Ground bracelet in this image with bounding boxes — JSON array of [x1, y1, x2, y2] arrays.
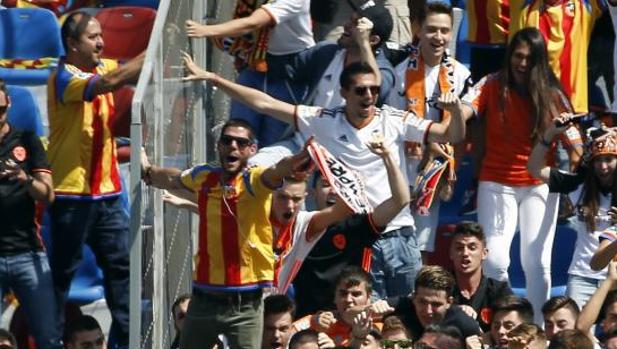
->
[[539, 136, 552, 148]]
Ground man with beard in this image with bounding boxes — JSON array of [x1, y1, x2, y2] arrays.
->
[[141, 119, 311, 349], [182, 32, 467, 300], [449, 221, 512, 332], [47, 11, 144, 348]]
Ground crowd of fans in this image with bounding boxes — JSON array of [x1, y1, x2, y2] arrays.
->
[[5, 0, 617, 348]]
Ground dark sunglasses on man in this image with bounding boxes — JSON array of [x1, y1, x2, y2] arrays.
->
[[219, 134, 254, 148], [0, 105, 8, 115], [354, 85, 380, 97], [381, 339, 413, 348]]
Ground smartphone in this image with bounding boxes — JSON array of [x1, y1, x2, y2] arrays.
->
[[555, 113, 586, 127]]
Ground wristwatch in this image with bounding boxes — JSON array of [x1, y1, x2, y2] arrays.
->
[[25, 175, 34, 186]]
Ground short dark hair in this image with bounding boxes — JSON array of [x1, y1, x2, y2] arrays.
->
[[492, 295, 534, 324], [542, 296, 580, 318], [61, 11, 95, 52], [219, 118, 257, 144], [289, 329, 318, 349], [603, 290, 617, 319], [334, 265, 372, 295], [422, 324, 464, 349], [172, 293, 191, 318], [64, 315, 103, 344], [548, 329, 593, 349], [357, 4, 393, 44], [0, 329, 17, 349], [418, 1, 453, 25], [264, 294, 296, 318], [339, 62, 376, 90], [414, 265, 455, 295], [451, 221, 486, 246]]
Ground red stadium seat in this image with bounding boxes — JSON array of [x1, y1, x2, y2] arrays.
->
[[95, 6, 156, 60]]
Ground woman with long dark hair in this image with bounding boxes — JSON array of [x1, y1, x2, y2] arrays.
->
[[451, 27, 583, 323], [528, 125, 617, 309]]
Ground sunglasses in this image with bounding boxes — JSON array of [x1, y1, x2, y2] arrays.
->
[[354, 85, 380, 96], [0, 105, 7, 114], [219, 134, 253, 148], [382, 339, 413, 348]]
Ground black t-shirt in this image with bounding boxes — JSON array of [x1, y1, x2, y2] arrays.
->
[[293, 214, 381, 317], [387, 296, 482, 341], [548, 166, 587, 194], [452, 276, 513, 332], [0, 127, 50, 255]]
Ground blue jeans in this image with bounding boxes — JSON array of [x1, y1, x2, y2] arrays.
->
[[0, 251, 62, 349], [370, 226, 422, 299], [230, 68, 304, 147], [566, 274, 603, 309], [49, 197, 130, 349]]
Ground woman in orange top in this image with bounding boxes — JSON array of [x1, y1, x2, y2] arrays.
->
[[450, 27, 582, 324]]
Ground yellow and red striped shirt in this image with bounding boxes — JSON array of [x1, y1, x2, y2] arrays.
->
[[181, 165, 275, 292], [467, 0, 511, 45], [511, 0, 606, 113], [47, 59, 122, 199]]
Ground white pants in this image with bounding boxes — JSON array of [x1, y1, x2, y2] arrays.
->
[[478, 181, 558, 325]]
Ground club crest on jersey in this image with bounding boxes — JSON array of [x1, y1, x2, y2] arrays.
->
[[12, 146, 26, 161]]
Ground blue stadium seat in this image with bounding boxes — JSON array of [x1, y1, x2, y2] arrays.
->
[[6, 85, 44, 136], [0, 8, 64, 85]]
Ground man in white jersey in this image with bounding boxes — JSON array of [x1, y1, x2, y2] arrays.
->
[[387, 1, 472, 261], [181, 44, 467, 299]]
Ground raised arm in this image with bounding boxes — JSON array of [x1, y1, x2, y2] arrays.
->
[[577, 261, 617, 337], [185, 8, 272, 38], [90, 52, 144, 96], [370, 137, 411, 228], [261, 148, 313, 190], [354, 17, 381, 86], [182, 52, 296, 125], [591, 235, 617, 271], [426, 93, 474, 144], [527, 113, 579, 182]]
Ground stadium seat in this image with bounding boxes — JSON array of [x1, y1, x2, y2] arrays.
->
[[100, 0, 158, 9], [95, 6, 156, 60], [0, 8, 64, 85], [6, 85, 45, 136]]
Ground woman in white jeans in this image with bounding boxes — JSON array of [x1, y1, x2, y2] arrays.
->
[[453, 28, 582, 324], [528, 126, 617, 309]]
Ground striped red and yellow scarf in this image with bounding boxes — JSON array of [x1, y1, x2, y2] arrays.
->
[[211, 0, 271, 72]]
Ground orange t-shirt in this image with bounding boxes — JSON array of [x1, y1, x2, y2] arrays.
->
[[462, 73, 581, 186]]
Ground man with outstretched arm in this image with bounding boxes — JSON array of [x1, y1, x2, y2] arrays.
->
[[182, 50, 466, 299], [141, 119, 311, 349]]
